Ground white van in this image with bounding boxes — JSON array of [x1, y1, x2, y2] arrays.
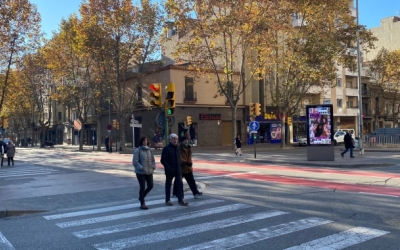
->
[[333, 129, 355, 146]]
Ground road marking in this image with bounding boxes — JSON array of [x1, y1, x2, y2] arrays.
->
[[73, 203, 252, 238], [44, 198, 170, 220], [358, 192, 399, 198], [196, 171, 257, 180], [285, 227, 389, 249], [0, 231, 15, 250], [56, 199, 223, 228], [93, 210, 288, 250], [177, 217, 332, 250]]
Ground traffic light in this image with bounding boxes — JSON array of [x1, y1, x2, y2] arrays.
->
[[254, 103, 261, 116], [116, 121, 119, 130], [186, 116, 192, 126], [112, 119, 117, 128], [1, 117, 8, 129], [165, 83, 175, 116], [249, 103, 255, 115], [149, 83, 162, 107], [287, 116, 292, 125]]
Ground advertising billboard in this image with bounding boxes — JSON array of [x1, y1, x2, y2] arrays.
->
[[306, 104, 334, 146]]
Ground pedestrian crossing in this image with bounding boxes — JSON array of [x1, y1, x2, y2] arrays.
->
[[38, 197, 390, 250], [0, 165, 60, 179]]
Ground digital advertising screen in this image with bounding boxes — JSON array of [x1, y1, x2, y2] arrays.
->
[[306, 104, 334, 146]]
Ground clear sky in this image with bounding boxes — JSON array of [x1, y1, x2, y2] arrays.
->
[[31, 0, 400, 38]]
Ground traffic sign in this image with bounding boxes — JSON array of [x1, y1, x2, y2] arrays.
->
[[249, 121, 260, 131], [107, 124, 112, 130]]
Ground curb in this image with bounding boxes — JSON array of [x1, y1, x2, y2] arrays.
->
[[244, 158, 395, 168]]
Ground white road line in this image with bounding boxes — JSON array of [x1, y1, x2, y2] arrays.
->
[[285, 227, 389, 250], [73, 203, 252, 238], [0, 171, 58, 177], [93, 210, 288, 250], [56, 199, 223, 228], [0, 231, 15, 250], [358, 192, 399, 198], [196, 172, 257, 180], [44, 198, 171, 220], [178, 217, 332, 250]]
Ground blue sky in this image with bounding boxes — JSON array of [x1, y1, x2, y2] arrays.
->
[[31, 0, 400, 38]]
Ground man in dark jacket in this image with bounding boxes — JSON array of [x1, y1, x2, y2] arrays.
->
[[161, 133, 188, 206], [341, 131, 355, 158]]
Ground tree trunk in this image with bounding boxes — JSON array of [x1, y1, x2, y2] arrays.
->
[[281, 113, 286, 148], [231, 106, 237, 150], [79, 123, 84, 151]]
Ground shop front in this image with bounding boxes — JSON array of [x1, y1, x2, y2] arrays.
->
[[246, 112, 282, 144]]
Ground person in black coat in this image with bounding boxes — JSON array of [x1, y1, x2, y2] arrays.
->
[[161, 133, 188, 206], [235, 134, 242, 156], [341, 131, 355, 158], [105, 135, 110, 152]]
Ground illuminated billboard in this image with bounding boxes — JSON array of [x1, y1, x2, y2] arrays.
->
[[306, 104, 334, 146]]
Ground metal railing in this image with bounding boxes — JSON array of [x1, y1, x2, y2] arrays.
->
[[183, 91, 197, 102], [363, 134, 400, 148]]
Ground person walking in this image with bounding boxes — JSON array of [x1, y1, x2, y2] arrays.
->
[[105, 135, 110, 152], [172, 137, 203, 199], [161, 133, 188, 206], [0, 141, 5, 167], [133, 136, 155, 210], [234, 134, 242, 156], [6, 141, 15, 166], [341, 131, 355, 158]]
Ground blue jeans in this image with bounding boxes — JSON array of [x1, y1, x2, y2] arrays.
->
[[342, 147, 353, 157]]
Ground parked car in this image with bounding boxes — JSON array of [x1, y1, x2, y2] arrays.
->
[[297, 137, 307, 146]]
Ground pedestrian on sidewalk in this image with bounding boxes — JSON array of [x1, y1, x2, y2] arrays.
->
[[161, 133, 188, 206], [341, 131, 355, 158], [0, 141, 5, 167], [133, 136, 155, 210], [235, 134, 242, 156], [105, 135, 110, 152], [172, 137, 203, 199], [6, 141, 15, 166]]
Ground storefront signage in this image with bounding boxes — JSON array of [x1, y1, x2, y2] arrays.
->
[[199, 114, 221, 120], [264, 113, 277, 120]]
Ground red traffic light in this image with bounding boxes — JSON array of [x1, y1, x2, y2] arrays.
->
[[149, 83, 160, 91]]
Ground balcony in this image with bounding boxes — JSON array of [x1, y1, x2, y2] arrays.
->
[[345, 68, 358, 76], [347, 106, 359, 116], [350, 8, 357, 18], [183, 91, 197, 103], [345, 86, 359, 96], [362, 89, 371, 97]]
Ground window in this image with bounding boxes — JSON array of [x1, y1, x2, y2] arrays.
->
[[323, 99, 331, 104], [337, 99, 343, 108], [336, 78, 342, 87], [184, 77, 196, 102], [347, 101, 353, 108], [72, 112, 77, 121], [58, 112, 62, 121]]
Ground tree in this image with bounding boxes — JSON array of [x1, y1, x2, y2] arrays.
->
[[81, 0, 165, 152], [368, 48, 400, 127], [262, 0, 376, 147], [166, 0, 277, 149]]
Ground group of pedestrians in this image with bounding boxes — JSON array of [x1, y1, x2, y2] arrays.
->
[[0, 141, 16, 166], [132, 133, 202, 210]]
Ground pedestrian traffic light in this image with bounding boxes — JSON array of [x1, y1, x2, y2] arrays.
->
[[149, 83, 162, 107], [249, 103, 255, 115], [287, 116, 292, 125], [254, 103, 261, 116], [165, 83, 175, 116], [186, 116, 192, 126]]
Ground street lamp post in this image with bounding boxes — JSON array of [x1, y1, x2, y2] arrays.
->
[[356, 0, 364, 155]]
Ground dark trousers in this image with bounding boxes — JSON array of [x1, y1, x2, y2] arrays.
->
[[1, 155, 3, 166], [165, 173, 183, 202], [173, 172, 200, 197], [105, 144, 109, 152], [136, 174, 153, 203], [7, 157, 14, 166]]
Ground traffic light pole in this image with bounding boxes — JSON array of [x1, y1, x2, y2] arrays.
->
[[165, 102, 169, 146]]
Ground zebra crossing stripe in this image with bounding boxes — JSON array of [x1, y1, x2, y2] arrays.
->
[[0, 170, 58, 178], [73, 203, 253, 238], [0, 231, 15, 250], [44, 198, 174, 220], [284, 227, 389, 250], [93, 210, 288, 250], [178, 217, 332, 250], [56, 199, 223, 228]]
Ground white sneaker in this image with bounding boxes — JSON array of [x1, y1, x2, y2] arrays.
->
[[194, 192, 203, 199]]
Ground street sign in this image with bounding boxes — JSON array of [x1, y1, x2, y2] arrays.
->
[[250, 130, 258, 134], [156, 111, 175, 129], [130, 123, 142, 128], [249, 121, 260, 131], [107, 124, 112, 130]]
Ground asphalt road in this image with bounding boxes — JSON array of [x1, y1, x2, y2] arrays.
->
[[0, 148, 399, 249]]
